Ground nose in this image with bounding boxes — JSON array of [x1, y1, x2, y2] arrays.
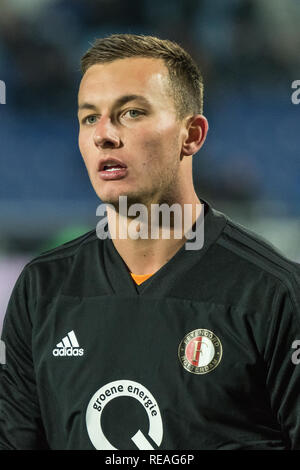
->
[[93, 116, 121, 149]]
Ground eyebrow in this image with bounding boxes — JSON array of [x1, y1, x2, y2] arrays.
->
[[78, 94, 151, 112]]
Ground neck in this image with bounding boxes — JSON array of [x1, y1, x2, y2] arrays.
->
[[106, 190, 203, 275]]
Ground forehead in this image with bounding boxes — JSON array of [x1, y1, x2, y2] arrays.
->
[[78, 57, 172, 106]]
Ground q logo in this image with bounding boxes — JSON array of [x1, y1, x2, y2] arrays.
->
[[86, 380, 163, 450]]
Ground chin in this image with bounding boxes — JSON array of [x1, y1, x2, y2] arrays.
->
[[100, 191, 150, 210], [97, 190, 131, 207], [93, 179, 155, 208], [92, 183, 122, 205]]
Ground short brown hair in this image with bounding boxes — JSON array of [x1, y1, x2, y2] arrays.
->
[[81, 34, 203, 119]]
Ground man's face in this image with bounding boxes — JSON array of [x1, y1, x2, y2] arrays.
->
[[78, 57, 188, 207]]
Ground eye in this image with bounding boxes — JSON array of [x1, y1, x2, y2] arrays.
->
[[82, 115, 98, 125], [122, 109, 144, 119]]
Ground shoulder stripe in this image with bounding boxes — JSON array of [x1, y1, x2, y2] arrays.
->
[[218, 220, 300, 310], [222, 220, 298, 271], [25, 228, 98, 266]]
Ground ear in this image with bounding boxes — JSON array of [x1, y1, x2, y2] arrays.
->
[[181, 115, 209, 156]]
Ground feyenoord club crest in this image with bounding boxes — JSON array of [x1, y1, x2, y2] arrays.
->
[[178, 329, 222, 374]]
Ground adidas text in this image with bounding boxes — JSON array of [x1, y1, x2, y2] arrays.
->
[[52, 347, 84, 357]]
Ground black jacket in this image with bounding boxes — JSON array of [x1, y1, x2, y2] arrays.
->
[[1, 200, 300, 450]]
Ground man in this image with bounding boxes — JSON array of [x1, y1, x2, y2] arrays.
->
[[1, 34, 300, 450]]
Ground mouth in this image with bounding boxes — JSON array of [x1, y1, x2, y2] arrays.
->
[[98, 158, 128, 181]]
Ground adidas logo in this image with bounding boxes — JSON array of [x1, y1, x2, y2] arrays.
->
[[52, 330, 84, 357]]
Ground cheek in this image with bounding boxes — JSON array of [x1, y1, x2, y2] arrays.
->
[[78, 131, 93, 165], [78, 132, 85, 157], [78, 137, 94, 179], [78, 131, 88, 155], [141, 128, 180, 165]]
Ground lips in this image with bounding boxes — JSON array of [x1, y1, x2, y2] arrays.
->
[[98, 158, 127, 172], [98, 158, 128, 181]]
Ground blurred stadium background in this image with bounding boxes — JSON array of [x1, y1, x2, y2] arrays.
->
[[0, 0, 300, 333]]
